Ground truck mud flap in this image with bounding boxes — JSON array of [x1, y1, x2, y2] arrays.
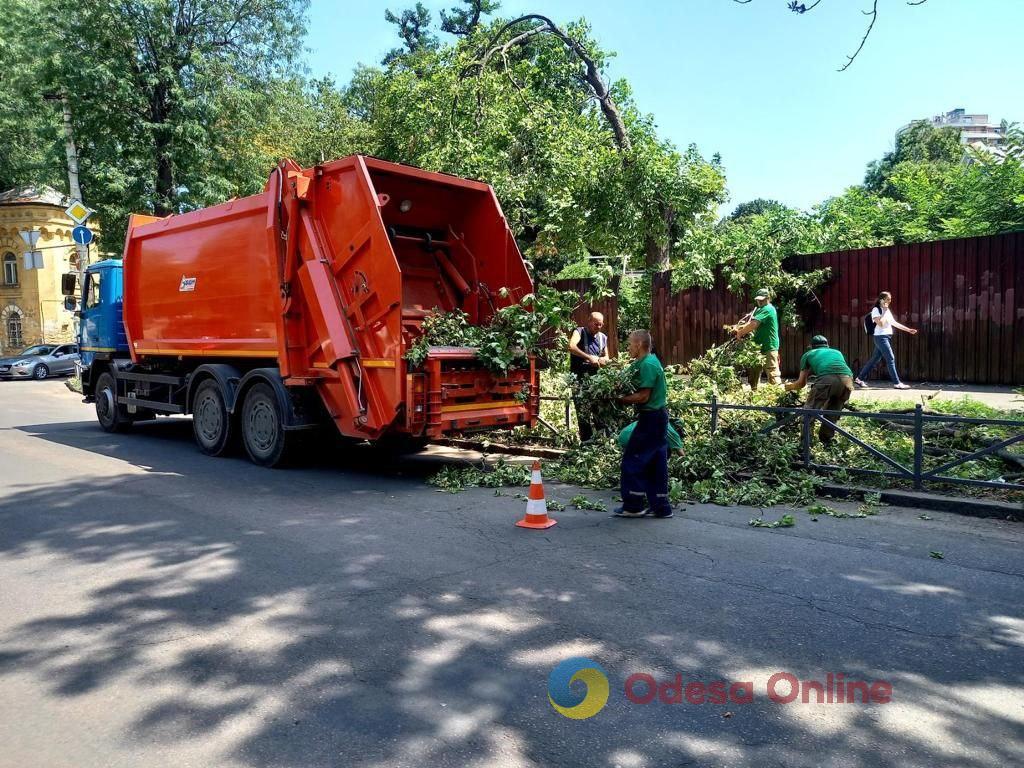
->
[[236, 368, 325, 430]]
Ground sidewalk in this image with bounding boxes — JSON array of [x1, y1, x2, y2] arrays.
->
[[850, 382, 1021, 410]]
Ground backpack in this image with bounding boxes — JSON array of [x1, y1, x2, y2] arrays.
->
[[862, 310, 875, 335]]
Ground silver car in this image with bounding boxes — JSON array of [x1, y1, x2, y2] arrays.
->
[[0, 344, 80, 380]]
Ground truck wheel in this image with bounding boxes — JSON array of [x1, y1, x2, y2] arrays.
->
[[241, 382, 290, 467], [191, 379, 234, 456], [95, 372, 129, 433]]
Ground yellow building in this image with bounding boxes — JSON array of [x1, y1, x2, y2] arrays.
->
[[0, 186, 94, 355]]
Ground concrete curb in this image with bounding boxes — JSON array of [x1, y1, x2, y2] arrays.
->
[[817, 482, 1022, 521]]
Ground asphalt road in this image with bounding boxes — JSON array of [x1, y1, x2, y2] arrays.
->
[[1, 380, 1022, 768]]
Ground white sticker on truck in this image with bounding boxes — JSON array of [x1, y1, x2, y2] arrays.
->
[[179, 276, 197, 292]]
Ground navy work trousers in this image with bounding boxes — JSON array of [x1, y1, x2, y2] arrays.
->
[[620, 407, 671, 515]]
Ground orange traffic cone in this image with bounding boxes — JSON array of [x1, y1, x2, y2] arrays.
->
[[516, 460, 557, 529]]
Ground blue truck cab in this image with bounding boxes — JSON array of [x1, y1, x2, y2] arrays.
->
[[77, 259, 130, 398]]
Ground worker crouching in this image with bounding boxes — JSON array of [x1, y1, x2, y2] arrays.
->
[[614, 330, 673, 519], [784, 335, 854, 445]]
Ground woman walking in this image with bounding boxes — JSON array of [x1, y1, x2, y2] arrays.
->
[[855, 291, 917, 390]]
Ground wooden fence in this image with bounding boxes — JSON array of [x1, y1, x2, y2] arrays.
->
[[650, 231, 1024, 385]]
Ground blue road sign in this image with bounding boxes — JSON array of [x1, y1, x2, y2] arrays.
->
[[72, 225, 93, 246]]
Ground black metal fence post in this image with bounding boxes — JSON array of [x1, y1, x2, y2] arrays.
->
[[913, 403, 924, 490], [565, 399, 571, 432], [710, 396, 719, 434], [802, 411, 812, 468]]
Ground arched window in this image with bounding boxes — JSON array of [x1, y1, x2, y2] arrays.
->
[[6, 312, 23, 349], [2, 253, 16, 286]]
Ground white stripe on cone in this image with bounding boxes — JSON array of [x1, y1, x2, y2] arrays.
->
[[526, 498, 547, 516], [531, 470, 543, 484]]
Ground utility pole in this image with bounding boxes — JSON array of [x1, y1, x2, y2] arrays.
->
[[44, 92, 89, 278]]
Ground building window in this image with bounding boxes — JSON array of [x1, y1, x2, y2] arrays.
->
[[2, 252, 16, 286], [7, 312, 23, 349]]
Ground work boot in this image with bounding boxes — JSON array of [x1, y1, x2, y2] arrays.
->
[[612, 507, 649, 518]]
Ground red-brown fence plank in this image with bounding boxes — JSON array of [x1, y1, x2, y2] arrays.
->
[[644, 232, 1023, 385], [1011, 230, 1019, 382]]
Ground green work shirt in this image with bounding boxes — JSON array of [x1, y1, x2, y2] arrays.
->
[[618, 421, 683, 450], [752, 303, 780, 352], [629, 353, 667, 411], [799, 347, 853, 377]]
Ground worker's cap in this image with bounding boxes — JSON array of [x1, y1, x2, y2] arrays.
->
[[811, 334, 829, 348], [753, 287, 771, 300]]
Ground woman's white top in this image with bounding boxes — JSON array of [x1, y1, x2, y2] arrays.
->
[[871, 307, 894, 336]]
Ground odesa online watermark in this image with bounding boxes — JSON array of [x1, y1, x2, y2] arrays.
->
[[548, 657, 893, 720]]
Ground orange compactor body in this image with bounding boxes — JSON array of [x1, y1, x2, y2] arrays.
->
[[120, 155, 539, 442]]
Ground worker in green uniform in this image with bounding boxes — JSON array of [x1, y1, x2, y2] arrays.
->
[[614, 330, 672, 518], [785, 334, 854, 445], [732, 287, 781, 389]]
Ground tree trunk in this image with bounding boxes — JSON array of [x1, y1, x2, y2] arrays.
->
[[151, 84, 174, 216], [644, 201, 675, 272]]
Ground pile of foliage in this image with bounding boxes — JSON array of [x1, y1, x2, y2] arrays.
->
[[405, 282, 612, 374], [571, 360, 637, 438], [675, 337, 771, 401], [438, 340, 1023, 507], [427, 458, 531, 493]]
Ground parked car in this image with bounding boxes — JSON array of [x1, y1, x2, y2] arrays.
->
[[0, 344, 80, 380]]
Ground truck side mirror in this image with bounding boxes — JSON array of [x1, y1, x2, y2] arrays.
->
[[62, 273, 78, 296], [63, 296, 78, 312]]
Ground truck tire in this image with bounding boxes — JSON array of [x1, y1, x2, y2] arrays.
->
[[95, 372, 130, 433], [191, 378, 235, 456], [241, 382, 290, 467]]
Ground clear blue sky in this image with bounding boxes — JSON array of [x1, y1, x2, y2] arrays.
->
[[305, 0, 1023, 212]]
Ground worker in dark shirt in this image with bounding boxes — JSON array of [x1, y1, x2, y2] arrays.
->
[[785, 335, 854, 445], [614, 330, 672, 519], [568, 312, 610, 442]]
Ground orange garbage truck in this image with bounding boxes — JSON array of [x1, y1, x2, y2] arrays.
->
[[74, 156, 539, 466]]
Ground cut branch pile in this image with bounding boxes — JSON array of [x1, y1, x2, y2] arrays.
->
[[430, 338, 1023, 506]]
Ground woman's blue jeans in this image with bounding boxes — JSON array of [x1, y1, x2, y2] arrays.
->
[[858, 335, 901, 384]]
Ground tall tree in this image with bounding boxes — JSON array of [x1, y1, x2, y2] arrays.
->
[[383, 3, 439, 64], [440, 0, 501, 36], [0, 1, 64, 192], [10, 0, 308, 250], [864, 120, 963, 193], [729, 198, 785, 220], [460, 13, 724, 272]]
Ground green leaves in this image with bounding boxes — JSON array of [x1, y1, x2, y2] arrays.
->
[[403, 286, 584, 374], [428, 458, 531, 492], [569, 495, 607, 512], [749, 514, 796, 529], [571, 358, 637, 437]]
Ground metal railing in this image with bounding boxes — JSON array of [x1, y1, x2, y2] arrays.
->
[[540, 394, 1024, 492], [697, 397, 1024, 492]]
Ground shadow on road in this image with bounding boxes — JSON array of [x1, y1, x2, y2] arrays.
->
[[1, 417, 1023, 766]]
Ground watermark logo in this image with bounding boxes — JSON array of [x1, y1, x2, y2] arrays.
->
[[547, 657, 610, 720], [548, 658, 893, 720]]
